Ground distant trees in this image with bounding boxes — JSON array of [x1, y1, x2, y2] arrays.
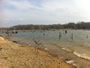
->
[[9, 24, 64, 30], [63, 22, 76, 29], [1, 22, 90, 30], [76, 22, 90, 29]]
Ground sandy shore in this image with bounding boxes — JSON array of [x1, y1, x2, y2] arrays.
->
[[0, 36, 75, 68]]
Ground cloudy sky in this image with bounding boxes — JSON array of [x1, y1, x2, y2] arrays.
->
[[1, 0, 90, 27]]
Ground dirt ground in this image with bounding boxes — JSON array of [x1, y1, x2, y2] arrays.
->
[[0, 36, 74, 68]]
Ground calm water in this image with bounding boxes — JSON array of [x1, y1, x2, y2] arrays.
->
[[12, 30, 90, 44], [1, 30, 90, 60]]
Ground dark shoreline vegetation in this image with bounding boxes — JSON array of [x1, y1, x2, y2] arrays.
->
[[1, 22, 90, 30]]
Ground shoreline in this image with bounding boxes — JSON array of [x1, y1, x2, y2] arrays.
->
[[0, 36, 75, 68], [2, 35, 90, 68], [11, 39, 90, 68], [28, 40, 90, 68]]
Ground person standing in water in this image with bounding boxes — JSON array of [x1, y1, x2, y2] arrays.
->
[[71, 33, 73, 40], [65, 30, 67, 34], [59, 32, 61, 40]]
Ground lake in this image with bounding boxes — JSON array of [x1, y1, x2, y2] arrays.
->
[[1, 30, 90, 60]]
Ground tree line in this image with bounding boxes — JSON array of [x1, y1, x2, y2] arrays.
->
[[1, 22, 90, 30]]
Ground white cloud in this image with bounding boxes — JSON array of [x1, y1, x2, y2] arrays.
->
[[2, 0, 90, 27], [3, 0, 40, 10], [41, 0, 74, 11], [74, 0, 90, 19]]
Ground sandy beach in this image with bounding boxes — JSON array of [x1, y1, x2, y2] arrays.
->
[[0, 36, 74, 68]]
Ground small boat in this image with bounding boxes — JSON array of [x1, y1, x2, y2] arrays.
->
[[12, 29, 18, 34], [12, 30, 18, 34], [12, 28, 18, 34]]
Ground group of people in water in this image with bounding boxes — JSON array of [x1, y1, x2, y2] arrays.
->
[[58, 30, 74, 40], [4, 30, 18, 37], [40, 30, 74, 40], [3, 30, 88, 41], [6, 31, 18, 34]]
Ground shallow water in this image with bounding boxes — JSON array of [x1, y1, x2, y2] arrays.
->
[[1, 30, 90, 60]]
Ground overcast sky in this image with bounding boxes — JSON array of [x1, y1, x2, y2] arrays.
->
[[1, 0, 90, 27]]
